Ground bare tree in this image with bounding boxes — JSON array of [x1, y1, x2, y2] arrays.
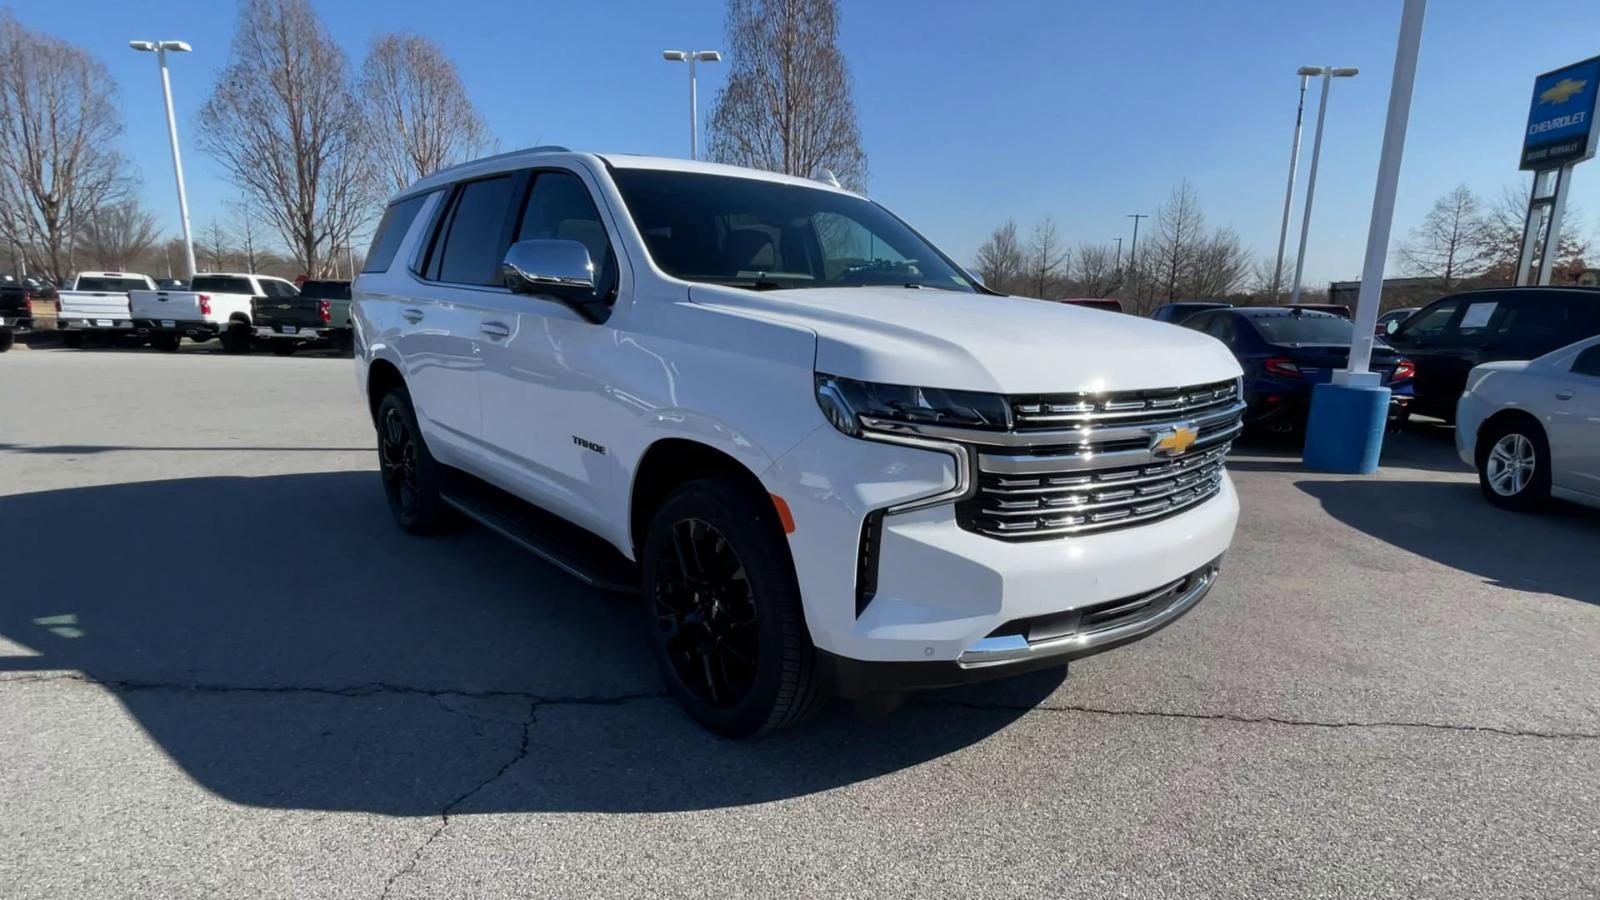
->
[[77, 201, 160, 271], [1187, 227, 1251, 299], [706, 0, 867, 189], [360, 33, 495, 193], [1478, 181, 1589, 285], [1396, 184, 1491, 290], [229, 197, 262, 273], [973, 220, 1023, 293], [1149, 180, 1206, 302], [1069, 242, 1120, 298], [0, 12, 132, 282], [198, 219, 234, 272], [197, 0, 374, 277], [1024, 217, 1069, 299]]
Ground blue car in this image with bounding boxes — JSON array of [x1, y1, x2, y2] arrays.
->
[[1180, 306, 1414, 428]]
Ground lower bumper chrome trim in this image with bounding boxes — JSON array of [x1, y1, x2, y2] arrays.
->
[[957, 563, 1217, 668]]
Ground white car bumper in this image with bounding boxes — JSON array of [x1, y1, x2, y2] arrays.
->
[[764, 424, 1239, 683]]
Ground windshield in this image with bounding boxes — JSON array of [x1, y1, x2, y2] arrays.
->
[[75, 276, 149, 292], [610, 169, 977, 293], [1251, 312, 1354, 344]]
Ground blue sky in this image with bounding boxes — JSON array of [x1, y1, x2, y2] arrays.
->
[[17, 0, 1600, 285]]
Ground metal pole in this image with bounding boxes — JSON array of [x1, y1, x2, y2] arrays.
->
[[1127, 214, 1147, 269], [1536, 165, 1573, 285], [1272, 75, 1311, 301], [1347, 0, 1427, 377], [1114, 237, 1123, 272], [156, 47, 197, 280], [1289, 71, 1334, 305], [688, 56, 698, 160]]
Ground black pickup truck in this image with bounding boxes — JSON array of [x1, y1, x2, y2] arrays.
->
[[251, 279, 353, 356], [0, 273, 34, 351]]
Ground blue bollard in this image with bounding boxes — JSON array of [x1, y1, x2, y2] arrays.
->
[[1301, 382, 1391, 474]]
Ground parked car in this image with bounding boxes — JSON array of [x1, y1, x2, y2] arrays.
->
[[1383, 287, 1600, 422], [252, 279, 351, 356], [1182, 306, 1413, 428], [1294, 302, 1351, 318], [130, 272, 301, 353], [353, 148, 1244, 737], [1059, 297, 1124, 313], [54, 272, 157, 347], [1375, 307, 1417, 335], [1456, 335, 1600, 511], [1151, 301, 1231, 323], [23, 275, 57, 300], [0, 273, 34, 350]]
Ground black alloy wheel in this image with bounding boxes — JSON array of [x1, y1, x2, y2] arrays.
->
[[375, 388, 450, 534], [652, 517, 760, 709], [642, 479, 826, 738]]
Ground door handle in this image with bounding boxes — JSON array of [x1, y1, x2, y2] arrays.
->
[[1556, 389, 1575, 401], [401, 307, 424, 324], [479, 320, 511, 338]]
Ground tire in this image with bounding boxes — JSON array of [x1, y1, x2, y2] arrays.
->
[[0, 328, 12, 352], [641, 478, 826, 738], [150, 333, 182, 353], [62, 331, 83, 349], [270, 341, 298, 357], [375, 386, 452, 535], [220, 322, 252, 354], [1477, 418, 1552, 511]]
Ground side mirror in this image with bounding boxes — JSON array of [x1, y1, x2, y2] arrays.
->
[[502, 239, 595, 299]]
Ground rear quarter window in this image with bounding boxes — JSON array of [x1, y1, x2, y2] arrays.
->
[[363, 193, 430, 274]]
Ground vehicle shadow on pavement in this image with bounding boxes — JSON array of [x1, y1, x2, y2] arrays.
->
[[1297, 478, 1600, 607], [0, 472, 1057, 815], [1229, 424, 1469, 476]]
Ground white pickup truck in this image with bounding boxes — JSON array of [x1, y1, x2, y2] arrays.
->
[[130, 272, 302, 353], [55, 272, 157, 347], [353, 149, 1244, 737]]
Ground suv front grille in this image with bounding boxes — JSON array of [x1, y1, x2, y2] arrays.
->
[[952, 379, 1243, 542]]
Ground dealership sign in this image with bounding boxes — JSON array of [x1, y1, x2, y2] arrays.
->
[[1521, 55, 1600, 170]]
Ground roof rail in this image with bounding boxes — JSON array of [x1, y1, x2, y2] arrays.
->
[[427, 145, 573, 179]]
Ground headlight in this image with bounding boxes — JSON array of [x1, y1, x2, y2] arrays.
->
[[814, 373, 1010, 437]]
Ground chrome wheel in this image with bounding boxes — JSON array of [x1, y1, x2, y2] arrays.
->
[[379, 406, 419, 515], [651, 517, 758, 709], [1486, 432, 1535, 497]]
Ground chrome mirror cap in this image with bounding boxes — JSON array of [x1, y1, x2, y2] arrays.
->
[[502, 239, 595, 296]]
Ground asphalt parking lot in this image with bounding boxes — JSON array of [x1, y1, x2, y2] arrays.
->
[[2, 347, 1598, 899]]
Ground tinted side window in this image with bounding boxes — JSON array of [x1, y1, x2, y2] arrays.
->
[[1572, 345, 1600, 377], [517, 170, 617, 300], [363, 193, 429, 274], [435, 175, 520, 286], [1181, 312, 1213, 332], [1396, 298, 1460, 339], [190, 275, 255, 295]]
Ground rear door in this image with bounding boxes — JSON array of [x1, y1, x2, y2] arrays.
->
[[1550, 344, 1600, 497], [396, 171, 527, 449], [1386, 296, 1468, 418]]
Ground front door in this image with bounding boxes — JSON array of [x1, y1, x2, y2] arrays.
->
[[1549, 344, 1600, 498], [476, 167, 624, 534]]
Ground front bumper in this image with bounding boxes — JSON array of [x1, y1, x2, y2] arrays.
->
[[764, 423, 1239, 673], [819, 557, 1220, 696]]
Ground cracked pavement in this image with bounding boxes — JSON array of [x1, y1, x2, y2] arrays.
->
[[2, 349, 1598, 898]]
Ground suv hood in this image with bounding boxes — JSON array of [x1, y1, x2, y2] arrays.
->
[[688, 285, 1241, 393]]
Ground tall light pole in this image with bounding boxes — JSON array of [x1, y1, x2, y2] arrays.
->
[[1126, 213, 1149, 273], [1288, 65, 1359, 305], [662, 49, 721, 160], [1114, 237, 1123, 272], [130, 40, 197, 280], [1271, 68, 1320, 301]]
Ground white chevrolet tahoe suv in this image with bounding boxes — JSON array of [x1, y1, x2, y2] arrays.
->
[[353, 148, 1243, 736]]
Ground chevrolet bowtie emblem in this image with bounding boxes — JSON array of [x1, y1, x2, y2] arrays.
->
[[1152, 424, 1198, 457], [1539, 77, 1587, 105]]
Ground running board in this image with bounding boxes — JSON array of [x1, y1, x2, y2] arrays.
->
[[440, 471, 639, 594]]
